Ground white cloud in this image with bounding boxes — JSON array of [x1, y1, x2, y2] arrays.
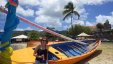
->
[[63, 25, 69, 30], [15, 28, 24, 31], [0, 29, 3, 32], [86, 21, 96, 26], [0, 0, 7, 6], [77, 0, 113, 5], [96, 12, 113, 28], [17, 6, 35, 17], [19, 0, 40, 6], [96, 15, 113, 24], [1, 0, 113, 30], [73, 20, 85, 25], [35, 15, 62, 27], [35, 0, 113, 29], [35, 0, 88, 29], [111, 11, 113, 15], [15, 27, 33, 31], [25, 27, 33, 30], [0, 0, 35, 17]]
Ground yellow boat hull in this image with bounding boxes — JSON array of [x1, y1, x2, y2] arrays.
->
[[11, 40, 101, 64], [49, 40, 101, 64]]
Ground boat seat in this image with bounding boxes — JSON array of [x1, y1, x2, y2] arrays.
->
[[59, 45, 76, 56], [55, 45, 73, 57], [82, 40, 96, 43], [48, 52, 58, 60], [48, 46, 67, 59], [67, 45, 82, 55], [62, 43, 80, 56], [52, 42, 87, 57], [65, 42, 85, 54]]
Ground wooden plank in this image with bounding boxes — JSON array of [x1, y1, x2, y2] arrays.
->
[[48, 46, 68, 59]]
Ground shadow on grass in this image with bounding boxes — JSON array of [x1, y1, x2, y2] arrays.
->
[[75, 50, 102, 64]]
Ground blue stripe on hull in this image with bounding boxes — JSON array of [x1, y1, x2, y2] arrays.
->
[[52, 42, 87, 57]]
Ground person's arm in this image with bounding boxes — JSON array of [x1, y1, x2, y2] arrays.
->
[[5, 2, 9, 8], [33, 45, 44, 59], [33, 45, 39, 57], [9, 0, 18, 7]]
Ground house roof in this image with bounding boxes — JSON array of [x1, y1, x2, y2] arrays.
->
[[12, 35, 28, 39], [77, 32, 91, 36]]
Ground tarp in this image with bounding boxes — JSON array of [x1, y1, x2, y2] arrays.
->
[[78, 32, 91, 37], [12, 35, 28, 39]]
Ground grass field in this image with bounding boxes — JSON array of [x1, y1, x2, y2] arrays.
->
[[88, 42, 113, 64]]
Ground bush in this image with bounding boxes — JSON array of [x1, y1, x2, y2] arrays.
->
[[27, 30, 40, 40]]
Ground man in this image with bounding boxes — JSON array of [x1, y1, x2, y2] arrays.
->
[[0, 0, 19, 64], [33, 37, 48, 64]]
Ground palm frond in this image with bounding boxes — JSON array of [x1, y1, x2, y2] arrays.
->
[[64, 2, 74, 10], [64, 5, 70, 9], [68, 2, 74, 9], [63, 9, 70, 15], [73, 11, 80, 19], [63, 11, 72, 20]]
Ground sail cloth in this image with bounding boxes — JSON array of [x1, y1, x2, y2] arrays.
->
[[0, 0, 19, 51]]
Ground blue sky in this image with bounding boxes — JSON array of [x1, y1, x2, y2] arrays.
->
[[0, 0, 113, 31]]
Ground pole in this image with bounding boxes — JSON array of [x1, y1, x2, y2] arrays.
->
[[0, 7, 86, 45]]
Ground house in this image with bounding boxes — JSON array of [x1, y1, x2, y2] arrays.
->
[[11, 34, 29, 43]]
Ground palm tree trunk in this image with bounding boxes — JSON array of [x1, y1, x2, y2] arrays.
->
[[99, 29, 102, 39], [71, 14, 73, 35]]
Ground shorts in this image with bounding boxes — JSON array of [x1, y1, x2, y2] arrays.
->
[[35, 60, 48, 64]]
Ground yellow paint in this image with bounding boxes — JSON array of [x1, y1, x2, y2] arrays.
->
[[11, 47, 35, 64], [48, 46, 67, 59], [0, 47, 13, 64], [10, 40, 101, 64], [1, 42, 9, 48]]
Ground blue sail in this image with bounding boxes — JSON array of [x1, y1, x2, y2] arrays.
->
[[0, 0, 19, 51]]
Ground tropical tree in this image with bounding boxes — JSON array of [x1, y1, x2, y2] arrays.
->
[[27, 30, 40, 40], [63, 2, 80, 35], [96, 23, 104, 37], [96, 23, 104, 32], [104, 20, 111, 30], [68, 24, 91, 36], [44, 27, 55, 40]]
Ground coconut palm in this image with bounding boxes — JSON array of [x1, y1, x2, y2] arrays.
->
[[96, 23, 104, 38], [96, 23, 104, 32], [63, 2, 80, 35]]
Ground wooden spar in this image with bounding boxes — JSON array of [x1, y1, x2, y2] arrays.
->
[[0, 7, 86, 45]]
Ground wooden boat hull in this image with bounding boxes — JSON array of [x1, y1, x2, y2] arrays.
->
[[48, 40, 101, 64], [11, 40, 101, 64]]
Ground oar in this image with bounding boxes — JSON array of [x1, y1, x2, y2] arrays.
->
[[0, 6, 86, 45]]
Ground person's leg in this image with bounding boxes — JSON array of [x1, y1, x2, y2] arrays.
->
[[46, 61, 48, 64], [35, 60, 42, 64], [41, 61, 48, 64]]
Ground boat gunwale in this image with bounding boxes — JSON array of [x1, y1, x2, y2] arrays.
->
[[48, 40, 101, 63]]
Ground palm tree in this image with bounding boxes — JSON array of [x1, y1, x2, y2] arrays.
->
[[104, 20, 111, 30], [96, 23, 104, 37], [63, 2, 80, 35]]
